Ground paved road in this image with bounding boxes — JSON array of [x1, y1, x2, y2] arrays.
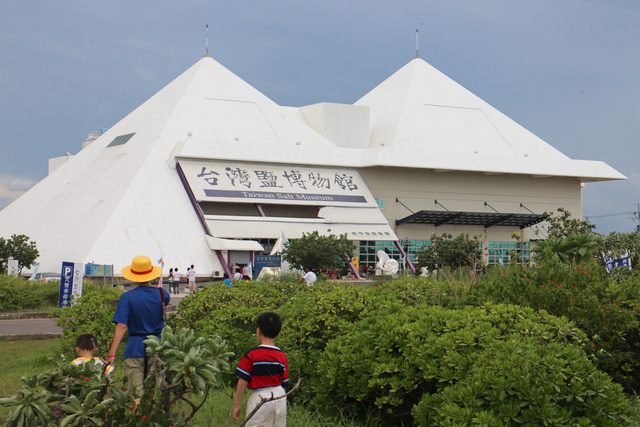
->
[[0, 318, 63, 338]]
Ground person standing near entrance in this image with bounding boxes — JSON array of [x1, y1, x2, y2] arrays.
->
[[167, 268, 174, 294], [173, 268, 182, 294], [188, 264, 196, 294], [234, 268, 243, 283], [297, 267, 317, 286], [107, 255, 170, 400]]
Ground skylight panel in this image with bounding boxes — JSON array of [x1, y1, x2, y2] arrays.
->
[[107, 133, 135, 147]]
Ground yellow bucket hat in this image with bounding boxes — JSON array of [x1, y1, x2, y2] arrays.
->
[[121, 255, 162, 283]]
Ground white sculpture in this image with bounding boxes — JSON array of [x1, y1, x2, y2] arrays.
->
[[376, 250, 399, 275]]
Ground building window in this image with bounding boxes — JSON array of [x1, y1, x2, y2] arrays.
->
[[106, 133, 135, 147], [357, 240, 431, 268], [486, 241, 530, 265], [374, 198, 385, 209]]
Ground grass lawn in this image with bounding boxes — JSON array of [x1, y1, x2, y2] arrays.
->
[[0, 338, 60, 424]]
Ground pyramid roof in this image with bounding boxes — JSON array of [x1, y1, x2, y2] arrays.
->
[[354, 57, 625, 181], [0, 56, 300, 273]]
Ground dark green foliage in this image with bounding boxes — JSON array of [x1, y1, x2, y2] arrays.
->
[[0, 234, 39, 274], [174, 279, 305, 385], [51, 284, 123, 358], [278, 284, 382, 398], [0, 274, 59, 311], [414, 338, 634, 426], [173, 275, 639, 425], [176, 278, 478, 393], [538, 210, 640, 271], [142, 326, 234, 424], [533, 234, 600, 264], [477, 258, 640, 392], [544, 207, 596, 238], [311, 304, 604, 425], [282, 230, 355, 271]]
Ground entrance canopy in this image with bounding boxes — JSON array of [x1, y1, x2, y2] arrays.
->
[[396, 210, 548, 229], [205, 236, 265, 251]]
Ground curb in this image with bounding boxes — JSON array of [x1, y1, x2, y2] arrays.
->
[[0, 312, 52, 320]]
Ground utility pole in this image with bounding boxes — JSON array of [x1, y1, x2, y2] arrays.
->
[[631, 203, 640, 233]]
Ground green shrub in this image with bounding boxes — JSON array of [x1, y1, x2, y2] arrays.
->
[[476, 258, 640, 391], [51, 284, 123, 358], [0, 274, 59, 311], [174, 280, 306, 385], [280, 280, 470, 400], [278, 284, 377, 395], [176, 280, 302, 331], [311, 304, 604, 425], [414, 337, 634, 425], [175, 278, 481, 394]]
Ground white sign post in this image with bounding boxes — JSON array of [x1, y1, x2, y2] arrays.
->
[[7, 258, 19, 277]]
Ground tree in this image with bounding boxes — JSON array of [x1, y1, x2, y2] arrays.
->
[[282, 231, 355, 272], [0, 234, 39, 274], [0, 239, 10, 273], [415, 233, 482, 273], [544, 207, 596, 238], [533, 233, 600, 264], [596, 231, 640, 262]]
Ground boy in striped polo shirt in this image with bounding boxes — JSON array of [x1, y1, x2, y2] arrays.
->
[[233, 312, 289, 426]]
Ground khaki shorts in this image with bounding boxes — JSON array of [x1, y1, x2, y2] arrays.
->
[[123, 357, 145, 398], [246, 386, 287, 427]]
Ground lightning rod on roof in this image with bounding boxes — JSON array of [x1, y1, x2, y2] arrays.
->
[[205, 24, 209, 57]]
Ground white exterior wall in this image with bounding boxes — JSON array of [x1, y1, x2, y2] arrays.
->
[[359, 166, 582, 244]]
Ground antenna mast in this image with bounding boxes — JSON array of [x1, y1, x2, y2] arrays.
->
[[205, 24, 209, 57], [415, 23, 423, 58]]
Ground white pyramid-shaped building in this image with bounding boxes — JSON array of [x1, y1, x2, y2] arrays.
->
[[0, 55, 624, 276]]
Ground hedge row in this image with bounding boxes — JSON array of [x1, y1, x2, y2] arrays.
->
[[45, 263, 640, 424], [175, 278, 638, 425], [0, 274, 59, 312]]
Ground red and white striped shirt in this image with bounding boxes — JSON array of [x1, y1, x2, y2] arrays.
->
[[235, 345, 289, 390]]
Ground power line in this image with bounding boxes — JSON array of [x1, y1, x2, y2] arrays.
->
[[587, 212, 634, 218]]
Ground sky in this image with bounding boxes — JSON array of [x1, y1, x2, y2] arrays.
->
[[1, 1, 638, 233]]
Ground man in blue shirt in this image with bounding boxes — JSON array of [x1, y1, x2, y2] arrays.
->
[[107, 255, 170, 399]]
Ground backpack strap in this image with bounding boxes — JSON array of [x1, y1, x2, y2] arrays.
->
[[158, 287, 167, 322]]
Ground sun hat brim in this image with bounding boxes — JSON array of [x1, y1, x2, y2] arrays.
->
[[121, 265, 163, 283]]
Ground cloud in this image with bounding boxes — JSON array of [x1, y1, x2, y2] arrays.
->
[[6, 176, 37, 192], [0, 175, 38, 209]]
